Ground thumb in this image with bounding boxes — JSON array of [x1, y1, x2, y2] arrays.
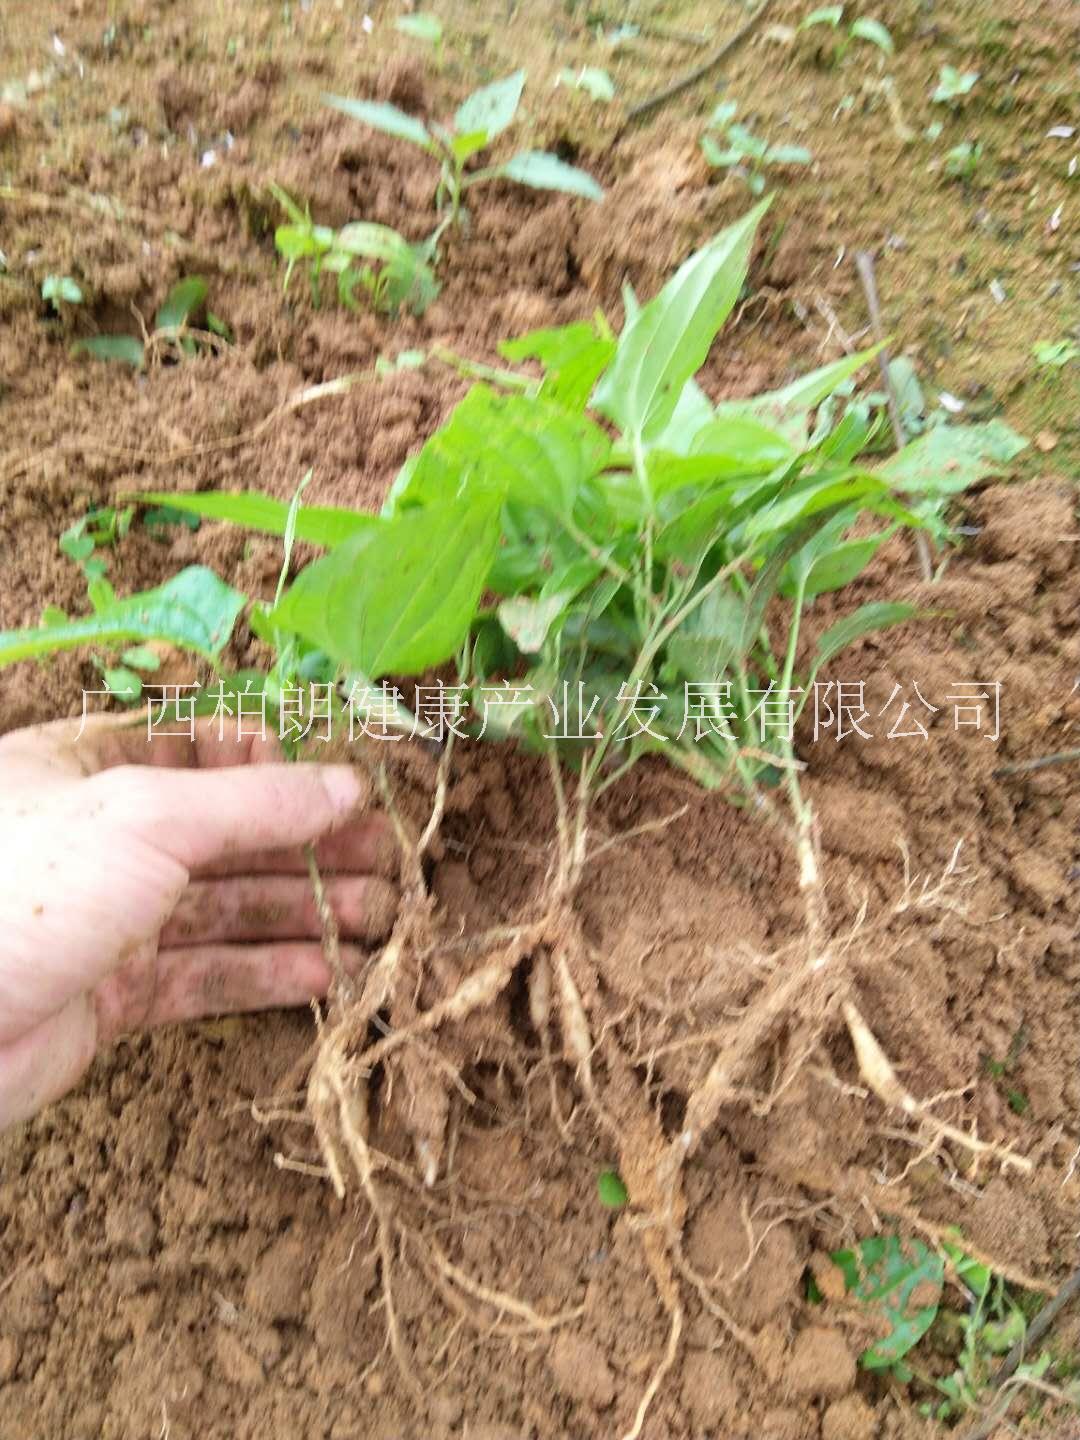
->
[[84, 762, 368, 871]]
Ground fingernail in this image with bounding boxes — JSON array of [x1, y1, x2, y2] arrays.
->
[[319, 766, 365, 821]]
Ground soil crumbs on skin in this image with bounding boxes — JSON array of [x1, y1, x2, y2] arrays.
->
[[1, 1, 1079, 1438]]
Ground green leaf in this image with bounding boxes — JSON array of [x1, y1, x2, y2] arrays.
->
[[940, 1242, 991, 1300], [497, 590, 577, 652], [450, 129, 489, 162], [72, 334, 145, 369], [0, 566, 246, 667], [715, 345, 880, 447], [831, 1235, 944, 1368], [708, 99, 739, 128], [809, 602, 918, 683], [59, 528, 95, 562], [497, 151, 604, 202], [499, 319, 614, 412], [333, 222, 414, 264], [103, 666, 143, 704], [270, 497, 501, 677], [796, 527, 895, 597], [666, 584, 745, 681], [763, 144, 813, 166], [120, 644, 161, 671], [392, 385, 610, 518], [689, 414, 797, 472], [42, 274, 83, 305], [154, 276, 208, 331], [597, 1170, 629, 1209], [850, 17, 894, 53], [880, 421, 1027, 496], [322, 94, 432, 149], [593, 201, 770, 444], [454, 70, 524, 140], [394, 13, 442, 44], [799, 5, 844, 28], [561, 66, 615, 103], [132, 491, 375, 548]]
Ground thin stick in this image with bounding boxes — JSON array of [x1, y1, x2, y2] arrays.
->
[[992, 747, 1080, 778], [992, 1265, 1080, 1386], [621, 0, 774, 127], [853, 250, 933, 582]]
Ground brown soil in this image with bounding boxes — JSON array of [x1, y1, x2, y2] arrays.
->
[[1, 1, 1079, 1438]]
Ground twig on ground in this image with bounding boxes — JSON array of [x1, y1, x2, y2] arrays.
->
[[993, 747, 1080, 778], [619, 0, 774, 129], [853, 249, 933, 582]]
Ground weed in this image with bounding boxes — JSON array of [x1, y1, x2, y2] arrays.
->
[[799, 6, 894, 63], [597, 1170, 629, 1209], [1033, 338, 1079, 369], [41, 274, 83, 310], [933, 65, 979, 105], [72, 275, 229, 369], [702, 102, 812, 194], [942, 139, 983, 183], [270, 184, 440, 315], [323, 70, 603, 236]]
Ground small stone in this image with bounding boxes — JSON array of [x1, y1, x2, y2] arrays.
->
[[1035, 430, 1059, 452]]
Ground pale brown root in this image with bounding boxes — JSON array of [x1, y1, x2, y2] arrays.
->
[[620, 1236, 684, 1440], [415, 1232, 585, 1334], [842, 1000, 1033, 1175], [671, 1246, 758, 1359]]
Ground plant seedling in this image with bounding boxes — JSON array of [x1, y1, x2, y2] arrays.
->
[[394, 12, 443, 60], [323, 70, 603, 235], [943, 139, 982, 182], [270, 185, 440, 315], [41, 274, 83, 310], [1033, 338, 1079, 369], [701, 102, 812, 194], [799, 6, 894, 62], [72, 276, 229, 369], [933, 65, 979, 104], [0, 209, 1031, 1424]]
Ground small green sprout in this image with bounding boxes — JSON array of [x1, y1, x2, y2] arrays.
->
[[943, 140, 982, 182], [799, 6, 894, 62], [41, 274, 83, 310], [597, 1170, 629, 1209], [72, 276, 227, 369], [323, 71, 603, 235], [394, 12, 443, 57], [933, 65, 979, 104], [701, 102, 812, 194], [270, 184, 440, 315]]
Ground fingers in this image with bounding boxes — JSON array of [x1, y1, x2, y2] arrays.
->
[[194, 813, 398, 879], [94, 941, 369, 1045], [81, 761, 370, 871], [0, 993, 97, 1131], [161, 874, 398, 947]]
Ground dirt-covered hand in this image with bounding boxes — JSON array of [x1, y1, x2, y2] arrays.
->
[[0, 714, 398, 1130]]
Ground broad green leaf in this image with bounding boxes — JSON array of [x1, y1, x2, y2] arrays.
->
[[739, 508, 848, 651], [809, 601, 918, 685], [334, 222, 414, 264], [323, 94, 432, 149], [497, 590, 576, 652], [500, 319, 614, 412], [941, 1242, 991, 1300], [0, 566, 246, 666], [497, 151, 604, 202], [831, 1235, 944, 1369], [103, 666, 143, 703], [879, 420, 1027, 496], [725, 124, 769, 161], [593, 201, 770, 444], [708, 99, 739, 128], [42, 275, 83, 305], [394, 13, 442, 44], [665, 584, 745, 680], [133, 491, 375, 548], [851, 17, 894, 53], [701, 137, 744, 168], [689, 414, 797, 472], [740, 473, 912, 548], [655, 486, 741, 562], [72, 335, 145, 369], [60, 529, 95, 562], [270, 497, 501, 677], [450, 130, 488, 162], [797, 528, 895, 598], [715, 345, 880, 447], [646, 378, 715, 455], [155, 276, 208, 331], [275, 224, 323, 261], [393, 385, 610, 517], [454, 70, 524, 139]]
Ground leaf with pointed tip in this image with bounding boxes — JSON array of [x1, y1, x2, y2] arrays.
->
[[323, 94, 432, 149], [454, 70, 524, 139], [593, 200, 770, 444], [715, 345, 881, 447], [132, 491, 375, 548], [155, 276, 208, 331], [879, 420, 1027, 496], [497, 151, 604, 201]]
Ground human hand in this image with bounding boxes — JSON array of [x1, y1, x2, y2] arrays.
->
[[0, 714, 397, 1130]]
